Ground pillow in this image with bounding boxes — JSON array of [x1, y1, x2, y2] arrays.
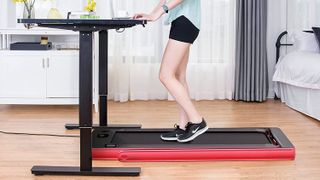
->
[[312, 27, 320, 51], [291, 31, 320, 53]]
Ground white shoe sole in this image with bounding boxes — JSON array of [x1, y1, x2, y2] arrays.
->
[[160, 136, 178, 141], [177, 126, 209, 143]]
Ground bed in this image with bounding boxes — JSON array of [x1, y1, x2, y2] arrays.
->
[[273, 31, 320, 121]]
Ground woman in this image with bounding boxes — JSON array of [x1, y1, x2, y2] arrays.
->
[[133, 0, 208, 143]]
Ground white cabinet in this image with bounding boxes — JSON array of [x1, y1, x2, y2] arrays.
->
[[47, 53, 79, 98], [0, 54, 46, 98], [0, 51, 81, 104], [0, 29, 99, 109]]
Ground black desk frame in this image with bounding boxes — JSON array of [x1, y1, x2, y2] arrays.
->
[[65, 28, 141, 130], [19, 19, 146, 176]]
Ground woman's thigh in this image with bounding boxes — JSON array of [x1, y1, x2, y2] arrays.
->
[[160, 39, 191, 76], [176, 47, 190, 78]]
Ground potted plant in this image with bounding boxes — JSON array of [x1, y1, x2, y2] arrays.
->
[[13, 0, 36, 28], [13, 0, 36, 19], [82, 0, 99, 19]]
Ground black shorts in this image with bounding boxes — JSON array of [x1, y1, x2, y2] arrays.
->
[[169, 15, 200, 44]]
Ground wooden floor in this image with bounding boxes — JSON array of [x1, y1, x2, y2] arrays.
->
[[0, 100, 319, 180]]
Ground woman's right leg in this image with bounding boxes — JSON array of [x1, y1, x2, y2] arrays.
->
[[176, 48, 191, 130]]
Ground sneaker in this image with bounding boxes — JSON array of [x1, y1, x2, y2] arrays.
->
[[160, 124, 186, 141], [177, 118, 209, 143]]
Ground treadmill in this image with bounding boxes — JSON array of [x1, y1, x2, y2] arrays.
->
[[93, 127, 295, 161]]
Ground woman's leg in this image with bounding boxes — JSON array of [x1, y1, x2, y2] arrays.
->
[[159, 39, 202, 124], [175, 48, 191, 129]]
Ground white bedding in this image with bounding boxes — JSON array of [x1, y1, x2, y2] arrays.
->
[[273, 51, 320, 89], [273, 51, 320, 121], [275, 82, 320, 121]]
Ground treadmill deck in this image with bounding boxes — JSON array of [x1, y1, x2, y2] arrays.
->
[[92, 128, 295, 161]]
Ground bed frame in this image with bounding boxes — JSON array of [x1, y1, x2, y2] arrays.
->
[[275, 31, 294, 63], [274, 31, 293, 99], [276, 30, 315, 63]]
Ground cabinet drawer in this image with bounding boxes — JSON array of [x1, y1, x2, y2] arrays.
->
[[0, 55, 46, 98], [46, 54, 79, 98]]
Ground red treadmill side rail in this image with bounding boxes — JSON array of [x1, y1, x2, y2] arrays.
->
[[92, 148, 295, 162]]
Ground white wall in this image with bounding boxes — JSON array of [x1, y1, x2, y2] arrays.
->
[[0, 0, 8, 28], [287, 0, 320, 31], [267, 0, 287, 98], [0, 0, 18, 28]]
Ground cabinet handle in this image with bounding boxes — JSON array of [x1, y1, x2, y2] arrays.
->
[[42, 58, 45, 68], [47, 58, 49, 68]]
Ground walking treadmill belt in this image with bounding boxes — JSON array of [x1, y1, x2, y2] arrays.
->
[[92, 128, 295, 161]]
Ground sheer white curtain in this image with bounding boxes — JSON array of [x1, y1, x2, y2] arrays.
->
[[96, 0, 236, 102], [287, 0, 320, 31]]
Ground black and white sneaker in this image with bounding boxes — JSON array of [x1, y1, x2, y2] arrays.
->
[[160, 124, 186, 141], [177, 118, 208, 143]]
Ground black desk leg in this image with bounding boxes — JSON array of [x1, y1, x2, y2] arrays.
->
[[99, 30, 108, 127], [65, 30, 141, 130], [98, 30, 142, 129], [31, 31, 141, 176]]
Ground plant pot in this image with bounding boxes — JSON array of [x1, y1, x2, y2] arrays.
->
[[80, 11, 99, 19], [23, 5, 35, 29]]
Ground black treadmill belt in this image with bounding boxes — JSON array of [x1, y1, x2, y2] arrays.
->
[[110, 131, 276, 148]]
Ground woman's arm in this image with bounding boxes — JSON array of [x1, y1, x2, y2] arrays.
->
[[151, 0, 166, 14], [133, 0, 184, 22], [166, 0, 184, 10]]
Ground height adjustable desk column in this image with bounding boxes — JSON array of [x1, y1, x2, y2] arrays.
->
[[65, 30, 142, 130], [18, 19, 146, 176]]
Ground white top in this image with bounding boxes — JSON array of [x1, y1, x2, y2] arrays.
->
[[164, 0, 201, 29]]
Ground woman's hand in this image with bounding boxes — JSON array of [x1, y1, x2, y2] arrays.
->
[[133, 13, 158, 22], [133, 10, 163, 22], [133, 13, 152, 21]]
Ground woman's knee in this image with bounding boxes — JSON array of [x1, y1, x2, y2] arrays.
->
[[159, 71, 175, 84]]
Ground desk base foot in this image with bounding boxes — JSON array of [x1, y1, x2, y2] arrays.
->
[[31, 166, 141, 176], [65, 124, 142, 130]]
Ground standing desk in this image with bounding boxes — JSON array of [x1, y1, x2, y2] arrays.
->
[[18, 18, 147, 176]]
